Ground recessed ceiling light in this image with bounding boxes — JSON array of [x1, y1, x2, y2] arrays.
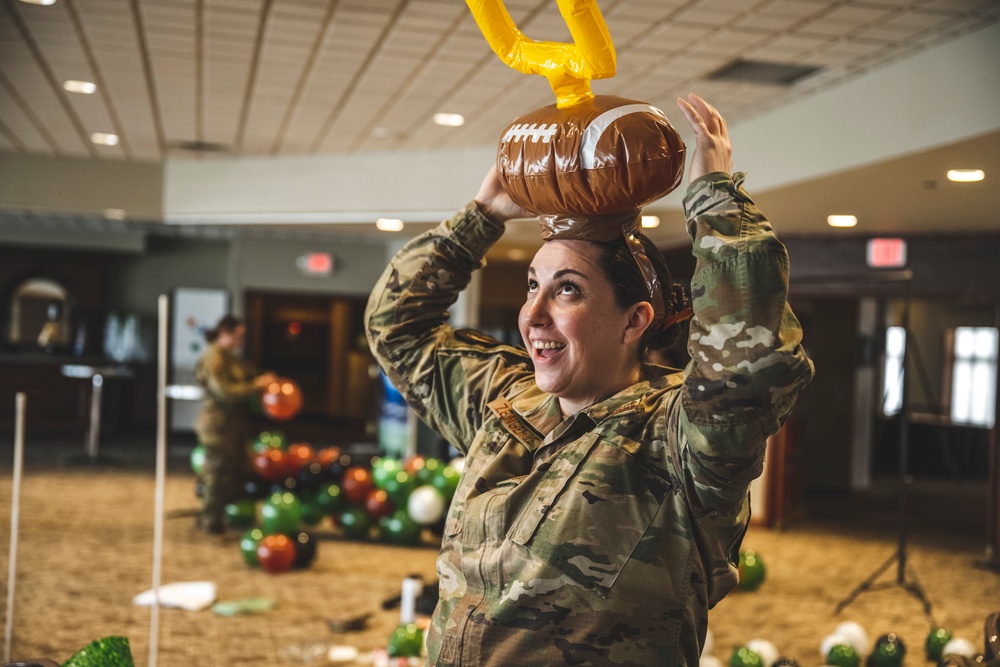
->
[[947, 169, 984, 183], [641, 215, 660, 229], [91, 132, 119, 146], [64, 80, 96, 94], [103, 208, 127, 220], [827, 214, 857, 228], [20, 0, 57, 5], [376, 218, 404, 232], [433, 113, 465, 127]]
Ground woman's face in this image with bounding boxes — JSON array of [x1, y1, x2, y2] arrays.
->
[[218, 324, 245, 351], [519, 240, 645, 415]]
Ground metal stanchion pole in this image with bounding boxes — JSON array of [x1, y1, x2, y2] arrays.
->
[[149, 295, 169, 667], [5, 392, 27, 663]]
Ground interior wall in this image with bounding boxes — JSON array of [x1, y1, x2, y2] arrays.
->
[[104, 237, 232, 317], [233, 236, 387, 309]]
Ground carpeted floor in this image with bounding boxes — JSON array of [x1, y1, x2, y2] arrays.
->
[[0, 436, 997, 666]]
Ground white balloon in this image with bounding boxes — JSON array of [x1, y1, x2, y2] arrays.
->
[[407, 485, 446, 526], [746, 639, 779, 667], [700, 656, 723, 667], [703, 628, 714, 657], [835, 621, 870, 656], [942, 637, 976, 658], [821, 634, 851, 660]]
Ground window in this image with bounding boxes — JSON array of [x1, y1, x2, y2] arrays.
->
[[882, 326, 906, 416], [950, 327, 998, 428]]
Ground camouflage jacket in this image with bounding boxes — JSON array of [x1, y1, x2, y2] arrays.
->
[[366, 172, 814, 667], [194, 343, 257, 445]]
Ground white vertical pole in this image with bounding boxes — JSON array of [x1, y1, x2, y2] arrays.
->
[[149, 295, 169, 667], [4, 392, 26, 663]]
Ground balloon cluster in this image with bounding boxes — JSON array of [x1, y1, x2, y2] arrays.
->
[[203, 431, 464, 572], [703, 622, 989, 667], [336, 455, 461, 545]]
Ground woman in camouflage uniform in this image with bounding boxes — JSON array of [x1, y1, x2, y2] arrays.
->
[[367, 95, 814, 666], [195, 315, 274, 534]]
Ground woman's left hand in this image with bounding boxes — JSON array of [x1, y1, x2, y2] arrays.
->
[[676, 93, 732, 183]]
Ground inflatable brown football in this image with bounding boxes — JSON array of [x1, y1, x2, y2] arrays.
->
[[496, 95, 685, 219]]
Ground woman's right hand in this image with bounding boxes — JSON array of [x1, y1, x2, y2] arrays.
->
[[676, 93, 733, 184], [474, 165, 534, 224]]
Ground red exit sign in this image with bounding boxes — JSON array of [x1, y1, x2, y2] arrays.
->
[[866, 238, 907, 268]]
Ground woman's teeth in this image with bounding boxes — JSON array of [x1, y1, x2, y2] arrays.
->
[[533, 340, 566, 350]]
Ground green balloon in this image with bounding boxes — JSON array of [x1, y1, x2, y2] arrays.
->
[[415, 457, 443, 485], [338, 507, 371, 539], [190, 445, 206, 476], [738, 549, 766, 591], [926, 628, 952, 661], [240, 528, 264, 567], [254, 430, 287, 452], [871, 640, 904, 667], [372, 458, 403, 490], [378, 510, 421, 545], [383, 470, 416, 507], [729, 647, 764, 667], [387, 623, 424, 658], [827, 644, 860, 667], [431, 465, 460, 501], [260, 492, 302, 534], [224, 499, 257, 529], [298, 498, 326, 526], [62, 636, 135, 667], [313, 483, 345, 515]]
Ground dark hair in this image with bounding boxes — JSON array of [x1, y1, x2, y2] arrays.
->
[[588, 234, 681, 355], [205, 314, 242, 343]]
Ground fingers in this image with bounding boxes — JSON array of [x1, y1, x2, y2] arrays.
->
[[677, 93, 726, 136]]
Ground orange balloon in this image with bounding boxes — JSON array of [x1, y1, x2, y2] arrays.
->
[[341, 466, 374, 504], [257, 534, 297, 573], [261, 377, 303, 421]]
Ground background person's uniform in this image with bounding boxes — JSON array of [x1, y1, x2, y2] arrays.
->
[[366, 172, 814, 666], [195, 343, 257, 533]]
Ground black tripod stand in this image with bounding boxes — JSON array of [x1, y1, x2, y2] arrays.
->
[[834, 295, 937, 625]]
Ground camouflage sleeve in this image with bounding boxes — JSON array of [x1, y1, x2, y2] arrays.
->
[[678, 171, 814, 509], [365, 203, 530, 452], [196, 349, 258, 405]]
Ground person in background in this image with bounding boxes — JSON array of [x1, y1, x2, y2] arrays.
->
[[366, 94, 814, 665], [195, 314, 274, 534]]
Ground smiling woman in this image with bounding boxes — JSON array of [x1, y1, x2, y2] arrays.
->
[[366, 94, 814, 667]]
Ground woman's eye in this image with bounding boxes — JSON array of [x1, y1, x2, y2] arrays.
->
[[558, 281, 579, 295], [526, 279, 539, 292]]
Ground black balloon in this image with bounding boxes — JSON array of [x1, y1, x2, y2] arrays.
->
[[271, 476, 299, 495], [290, 531, 317, 569], [297, 461, 330, 490], [244, 478, 269, 499]]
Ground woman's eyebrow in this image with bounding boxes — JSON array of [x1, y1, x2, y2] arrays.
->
[[526, 267, 589, 280], [553, 269, 588, 280]]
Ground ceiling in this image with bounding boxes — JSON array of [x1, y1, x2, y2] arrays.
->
[[1, 0, 999, 252]]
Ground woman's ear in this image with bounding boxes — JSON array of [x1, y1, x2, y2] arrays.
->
[[623, 302, 654, 345]]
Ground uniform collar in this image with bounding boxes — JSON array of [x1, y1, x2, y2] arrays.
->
[[504, 366, 682, 444]]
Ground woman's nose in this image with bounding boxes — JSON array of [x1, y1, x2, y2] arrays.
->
[[523, 294, 551, 327]]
